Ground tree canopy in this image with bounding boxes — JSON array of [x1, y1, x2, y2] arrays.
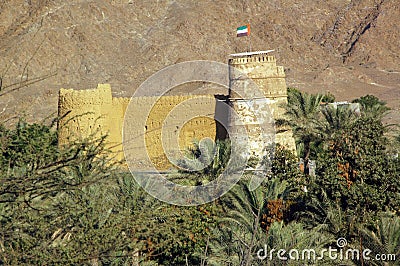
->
[[1, 89, 399, 265]]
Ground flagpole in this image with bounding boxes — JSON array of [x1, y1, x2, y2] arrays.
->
[[248, 21, 251, 52], [247, 0, 251, 52]]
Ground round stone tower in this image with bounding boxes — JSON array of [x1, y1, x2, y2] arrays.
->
[[228, 51, 296, 159]]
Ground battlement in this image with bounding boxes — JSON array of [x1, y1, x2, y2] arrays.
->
[[228, 54, 286, 80], [229, 55, 276, 65], [228, 53, 288, 99], [59, 84, 113, 106], [126, 94, 215, 104]]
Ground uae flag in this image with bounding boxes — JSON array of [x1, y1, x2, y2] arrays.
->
[[237, 24, 250, 37]]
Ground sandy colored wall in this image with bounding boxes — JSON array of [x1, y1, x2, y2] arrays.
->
[[58, 84, 114, 145], [58, 84, 220, 169], [123, 94, 219, 169]]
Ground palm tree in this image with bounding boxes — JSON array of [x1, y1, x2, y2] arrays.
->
[[353, 213, 400, 266], [277, 88, 325, 175], [316, 104, 359, 149], [352, 94, 390, 120], [294, 188, 359, 240], [174, 139, 232, 186], [264, 221, 337, 265], [206, 178, 294, 265]]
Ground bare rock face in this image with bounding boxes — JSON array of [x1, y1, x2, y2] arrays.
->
[[0, 0, 398, 123]]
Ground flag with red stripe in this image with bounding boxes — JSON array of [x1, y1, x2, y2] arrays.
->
[[237, 24, 250, 37]]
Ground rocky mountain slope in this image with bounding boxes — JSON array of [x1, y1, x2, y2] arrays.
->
[[0, 0, 399, 124]]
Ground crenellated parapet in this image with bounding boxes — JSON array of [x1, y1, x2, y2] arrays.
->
[[229, 55, 276, 64]]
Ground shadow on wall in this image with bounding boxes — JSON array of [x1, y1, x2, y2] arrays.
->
[[214, 94, 229, 141]]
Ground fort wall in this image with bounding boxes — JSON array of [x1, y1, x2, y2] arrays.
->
[[58, 54, 296, 169], [58, 85, 220, 169]]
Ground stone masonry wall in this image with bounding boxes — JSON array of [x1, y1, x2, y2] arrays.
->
[[228, 54, 296, 154]]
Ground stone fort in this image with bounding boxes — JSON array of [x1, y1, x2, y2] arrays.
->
[[58, 52, 296, 169]]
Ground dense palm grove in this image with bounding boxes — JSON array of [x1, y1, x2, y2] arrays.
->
[[0, 89, 399, 265]]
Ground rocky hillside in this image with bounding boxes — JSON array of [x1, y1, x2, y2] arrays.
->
[[0, 0, 399, 123]]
